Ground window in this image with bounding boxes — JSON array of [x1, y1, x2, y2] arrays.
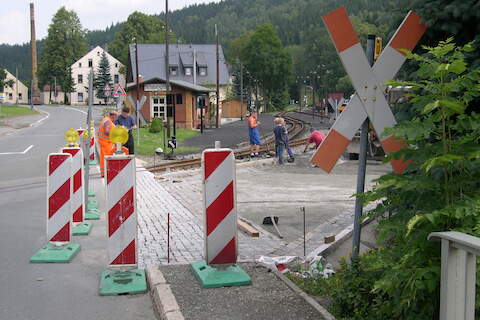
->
[[78, 74, 83, 84], [199, 67, 207, 76], [18, 93, 22, 100], [151, 96, 166, 118], [115, 63, 118, 68], [79, 62, 82, 68], [170, 67, 177, 76], [8, 93, 12, 100], [114, 74, 119, 84], [176, 94, 183, 105], [185, 67, 192, 76], [78, 92, 84, 102], [88, 59, 93, 67], [97, 51, 100, 56]]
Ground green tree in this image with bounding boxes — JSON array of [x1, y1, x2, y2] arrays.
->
[[94, 51, 113, 104], [323, 39, 480, 320], [109, 12, 173, 66], [0, 69, 14, 93], [241, 24, 292, 111], [63, 66, 75, 104], [38, 7, 87, 102]]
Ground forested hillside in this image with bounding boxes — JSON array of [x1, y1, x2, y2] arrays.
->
[[1, 0, 477, 93]]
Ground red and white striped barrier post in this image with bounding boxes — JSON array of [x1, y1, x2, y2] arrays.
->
[[191, 142, 251, 288], [30, 153, 81, 263], [77, 128, 85, 150], [62, 147, 92, 235], [89, 129, 97, 165], [99, 154, 147, 295]]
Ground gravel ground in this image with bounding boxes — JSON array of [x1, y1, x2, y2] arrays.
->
[[161, 263, 324, 320]]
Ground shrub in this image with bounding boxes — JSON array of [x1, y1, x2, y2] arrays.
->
[[149, 117, 163, 133]]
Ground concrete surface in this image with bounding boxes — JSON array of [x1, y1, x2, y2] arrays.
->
[[0, 105, 155, 320], [160, 263, 324, 320], [235, 152, 390, 248]]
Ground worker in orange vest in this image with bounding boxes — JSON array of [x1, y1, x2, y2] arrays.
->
[[98, 110, 118, 177]]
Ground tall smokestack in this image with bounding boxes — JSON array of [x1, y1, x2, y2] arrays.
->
[[30, 2, 41, 104]]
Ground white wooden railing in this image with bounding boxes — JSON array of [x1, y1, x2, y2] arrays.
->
[[428, 231, 480, 320]]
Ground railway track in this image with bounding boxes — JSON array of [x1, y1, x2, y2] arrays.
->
[[147, 111, 326, 173]]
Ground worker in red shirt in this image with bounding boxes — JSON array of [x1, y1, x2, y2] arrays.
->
[[304, 128, 326, 152]]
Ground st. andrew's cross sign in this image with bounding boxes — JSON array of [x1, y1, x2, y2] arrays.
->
[[310, 8, 426, 173]]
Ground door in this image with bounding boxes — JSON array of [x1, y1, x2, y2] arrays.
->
[[151, 96, 166, 119]]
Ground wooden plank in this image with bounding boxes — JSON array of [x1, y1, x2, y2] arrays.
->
[[237, 219, 259, 237]]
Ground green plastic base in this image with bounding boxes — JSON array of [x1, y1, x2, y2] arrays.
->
[[30, 243, 81, 263], [88, 190, 96, 197], [85, 210, 100, 220], [87, 200, 98, 210], [190, 261, 252, 288], [89, 160, 97, 165], [72, 222, 93, 235], [99, 269, 148, 296]]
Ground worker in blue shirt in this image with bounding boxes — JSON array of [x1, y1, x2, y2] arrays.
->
[[114, 106, 137, 154]]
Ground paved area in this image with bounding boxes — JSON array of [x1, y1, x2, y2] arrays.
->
[[0, 105, 155, 320], [161, 263, 323, 320], [136, 146, 390, 265], [180, 113, 275, 152], [136, 167, 284, 267]]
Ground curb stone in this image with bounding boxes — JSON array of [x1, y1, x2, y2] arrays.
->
[[146, 265, 185, 320], [272, 270, 336, 320]]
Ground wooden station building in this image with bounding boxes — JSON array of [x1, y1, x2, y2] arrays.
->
[[125, 77, 212, 130]]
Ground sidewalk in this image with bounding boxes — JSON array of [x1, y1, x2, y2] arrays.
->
[[0, 111, 47, 136]]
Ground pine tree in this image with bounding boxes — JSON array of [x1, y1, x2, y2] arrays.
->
[[94, 51, 112, 104], [63, 66, 75, 104]]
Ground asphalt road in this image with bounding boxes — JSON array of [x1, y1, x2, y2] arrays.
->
[[0, 105, 155, 320]]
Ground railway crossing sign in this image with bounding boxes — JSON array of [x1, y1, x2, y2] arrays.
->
[[310, 8, 426, 174]]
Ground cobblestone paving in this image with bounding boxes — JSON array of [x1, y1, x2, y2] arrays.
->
[[136, 168, 285, 267]]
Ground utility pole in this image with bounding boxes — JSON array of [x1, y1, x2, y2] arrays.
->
[[134, 37, 140, 147], [54, 76, 57, 104], [352, 34, 375, 260], [240, 61, 243, 121], [84, 71, 94, 214], [215, 24, 220, 128], [15, 66, 18, 105], [29, 2, 40, 105], [165, 0, 171, 138]]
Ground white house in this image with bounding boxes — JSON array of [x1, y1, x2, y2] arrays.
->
[[2, 69, 28, 104], [70, 46, 125, 106]]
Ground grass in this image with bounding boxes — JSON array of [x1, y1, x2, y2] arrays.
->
[[0, 105, 38, 119], [134, 127, 200, 156]]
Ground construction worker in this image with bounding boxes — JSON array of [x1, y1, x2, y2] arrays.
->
[[98, 110, 118, 177], [247, 111, 261, 157]]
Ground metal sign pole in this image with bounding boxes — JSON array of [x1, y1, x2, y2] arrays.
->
[[84, 71, 94, 210], [352, 35, 375, 259]]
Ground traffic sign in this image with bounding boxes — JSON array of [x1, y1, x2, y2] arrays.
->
[[311, 8, 426, 174], [113, 84, 126, 97], [168, 137, 177, 149], [103, 84, 112, 97]]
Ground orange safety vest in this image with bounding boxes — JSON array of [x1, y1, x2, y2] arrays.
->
[[98, 117, 113, 142]]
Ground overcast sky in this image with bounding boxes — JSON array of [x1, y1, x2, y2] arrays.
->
[[0, 0, 221, 45]]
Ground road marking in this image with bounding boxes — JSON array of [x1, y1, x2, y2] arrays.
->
[[0, 144, 34, 155], [65, 107, 88, 115], [31, 109, 50, 127]]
